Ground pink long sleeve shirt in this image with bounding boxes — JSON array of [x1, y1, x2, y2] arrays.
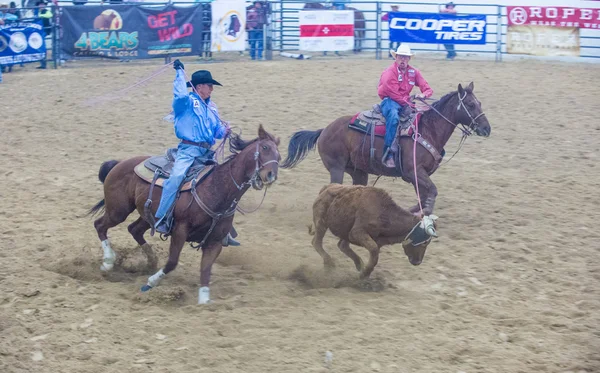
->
[[377, 63, 433, 105]]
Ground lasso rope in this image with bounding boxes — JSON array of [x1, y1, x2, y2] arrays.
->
[[84, 61, 175, 107]]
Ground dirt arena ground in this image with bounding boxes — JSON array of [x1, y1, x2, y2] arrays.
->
[[1, 53, 599, 373]]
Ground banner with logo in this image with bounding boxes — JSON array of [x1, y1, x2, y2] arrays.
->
[[299, 10, 354, 52], [507, 6, 600, 29], [0, 19, 46, 66], [210, 0, 247, 52], [61, 5, 206, 59], [388, 12, 486, 45], [507, 25, 580, 57]]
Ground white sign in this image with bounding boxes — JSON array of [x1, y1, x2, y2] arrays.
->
[[299, 10, 354, 52], [211, 0, 247, 52]]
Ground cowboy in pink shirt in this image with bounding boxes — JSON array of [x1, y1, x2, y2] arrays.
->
[[377, 43, 433, 167]]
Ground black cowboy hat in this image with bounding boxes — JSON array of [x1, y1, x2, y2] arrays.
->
[[445, 2, 455, 8], [186, 70, 223, 87]]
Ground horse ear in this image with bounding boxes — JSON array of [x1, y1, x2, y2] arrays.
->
[[457, 83, 465, 95], [467, 81, 474, 92], [274, 136, 281, 146], [258, 124, 267, 140]]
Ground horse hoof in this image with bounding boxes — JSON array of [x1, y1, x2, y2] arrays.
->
[[100, 263, 114, 272], [141, 284, 153, 292]]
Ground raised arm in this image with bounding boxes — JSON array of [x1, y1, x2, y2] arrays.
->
[[172, 60, 191, 114]]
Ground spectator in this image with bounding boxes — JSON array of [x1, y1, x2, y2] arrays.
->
[[246, 1, 267, 60], [1, 3, 19, 22], [8, 2, 20, 20], [440, 2, 457, 60], [382, 5, 399, 58], [35, 0, 52, 69]]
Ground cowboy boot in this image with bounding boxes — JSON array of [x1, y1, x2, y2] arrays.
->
[[381, 146, 395, 168], [222, 233, 241, 247]]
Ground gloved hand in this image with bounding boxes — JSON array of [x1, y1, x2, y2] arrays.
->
[[173, 59, 184, 70]]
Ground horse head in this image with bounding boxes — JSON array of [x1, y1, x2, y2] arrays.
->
[[229, 125, 281, 190], [456, 82, 491, 137]]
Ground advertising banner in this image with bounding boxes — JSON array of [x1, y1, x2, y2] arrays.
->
[[388, 11, 487, 44], [61, 5, 205, 59], [299, 10, 354, 52], [508, 6, 600, 29], [507, 25, 580, 57], [0, 19, 46, 66], [211, 0, 247, 52]]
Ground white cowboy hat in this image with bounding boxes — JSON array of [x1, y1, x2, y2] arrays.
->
[[390, 43, 414, 58]]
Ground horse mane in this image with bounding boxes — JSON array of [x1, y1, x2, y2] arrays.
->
[[223, 129, 278, 162], [228, 132, 257, 154], [430, 90, 457, 112]]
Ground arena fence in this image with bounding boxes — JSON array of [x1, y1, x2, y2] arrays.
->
[[4, 1, 598, 70]]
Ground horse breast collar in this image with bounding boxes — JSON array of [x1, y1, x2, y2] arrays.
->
[[188, 142, 280, 249]]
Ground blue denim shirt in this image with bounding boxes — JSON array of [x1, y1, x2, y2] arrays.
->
[[172, 70, 226, 146]]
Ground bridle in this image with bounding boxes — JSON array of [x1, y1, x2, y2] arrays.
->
[[417, 91, 487, 137], [230, 142, 280, 191]]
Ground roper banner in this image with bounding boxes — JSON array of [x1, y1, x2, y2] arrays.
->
[[507, 25, 580, 56], [508, 6, 600, 29], [299, 10, 354, 52], [61, 5, 205, 59], [388, 11, 487, 44], [211, 0, 246, 52], [0, 19, 46, 66]]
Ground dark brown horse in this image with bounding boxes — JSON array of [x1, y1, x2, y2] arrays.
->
[[302, 3, 366, 53], [87, 125, 281, 304], [282, 83, 491, 216]]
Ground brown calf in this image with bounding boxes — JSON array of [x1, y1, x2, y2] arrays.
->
[[310, 184, 437, 279]]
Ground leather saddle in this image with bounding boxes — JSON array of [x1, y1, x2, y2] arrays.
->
[[357, 103, 414, 127], [134, 148, 217, 191]]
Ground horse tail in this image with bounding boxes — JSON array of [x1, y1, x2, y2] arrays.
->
[[98, 160, 119, 183], [281, 129, 323, 169], [86, 160, 119, 217]]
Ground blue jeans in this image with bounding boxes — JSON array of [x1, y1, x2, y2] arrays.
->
[[155, 143, 207, 221], [381, 97, 403, 148], [444, 44, 457, 59], [248, 29, 263, 59]]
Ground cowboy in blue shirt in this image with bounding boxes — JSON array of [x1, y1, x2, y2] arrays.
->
[[155, 59, 240, 246]]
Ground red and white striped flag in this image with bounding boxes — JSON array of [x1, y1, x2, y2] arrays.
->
[[299, 10, 354, 52]]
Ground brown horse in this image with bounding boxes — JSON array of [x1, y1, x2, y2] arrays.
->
[[302, 3, 366, 53], [87, 125, 281, 304], [282, 83, 491, 216], [310, 184, 437, 279]]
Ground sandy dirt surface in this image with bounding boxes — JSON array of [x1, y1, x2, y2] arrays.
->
[[1, 54, 599, 373]]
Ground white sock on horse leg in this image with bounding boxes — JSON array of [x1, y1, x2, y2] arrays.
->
[[198, 286, 210, 305], [147, 269, 166, 288], [101, 239, 116, 271]]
